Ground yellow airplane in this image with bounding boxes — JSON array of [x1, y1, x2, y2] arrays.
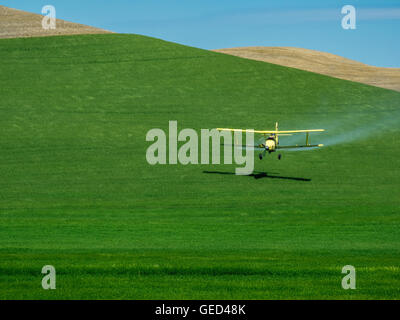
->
[[217, 122, 325, 160]]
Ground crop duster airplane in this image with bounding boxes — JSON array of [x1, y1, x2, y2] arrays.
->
[[217, 122, 325, 160]]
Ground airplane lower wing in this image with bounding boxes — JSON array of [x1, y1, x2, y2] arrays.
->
[[221, 143, 324, 152], [221, 144, 265, 151], [277, 144, 324, 149]]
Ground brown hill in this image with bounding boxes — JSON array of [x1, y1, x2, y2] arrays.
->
[[0, 5, 111, 39], [214, 47, 400, 92]]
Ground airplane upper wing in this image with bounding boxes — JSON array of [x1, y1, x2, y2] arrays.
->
[[217, 128, 325, 134]]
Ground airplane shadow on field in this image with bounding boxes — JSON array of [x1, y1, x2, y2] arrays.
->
[[203, 170, 311, 181]]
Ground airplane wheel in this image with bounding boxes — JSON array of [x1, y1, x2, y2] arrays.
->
[[278, 154, 282, 160], [259, 154, 263, 160]]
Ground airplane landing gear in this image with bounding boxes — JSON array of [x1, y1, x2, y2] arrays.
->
[[278, 154, 282, 160], [259, 153, 263, 160]]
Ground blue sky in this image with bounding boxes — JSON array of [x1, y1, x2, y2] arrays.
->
[[4, 0, 400, 67]]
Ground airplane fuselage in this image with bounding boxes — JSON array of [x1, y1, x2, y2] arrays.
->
[[259, 136, 277, 152]]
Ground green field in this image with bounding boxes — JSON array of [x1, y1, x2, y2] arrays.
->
[[0, 34, 399, 299]]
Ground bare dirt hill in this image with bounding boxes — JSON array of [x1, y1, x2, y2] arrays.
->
[[214, 47, 400, 92], [0, 5, 111, 39]]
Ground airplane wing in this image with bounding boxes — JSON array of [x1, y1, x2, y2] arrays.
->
[[221, 144, 265, 151], [223, 143, 324, 150], [217, 128, 324, 134], [277, 144, 324, 149]]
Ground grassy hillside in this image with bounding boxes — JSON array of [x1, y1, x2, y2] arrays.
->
[[0, 34, 399, 299]]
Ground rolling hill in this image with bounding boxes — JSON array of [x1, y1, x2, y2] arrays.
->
[[215, 47, 400, 92], [0, 5, 111, 39], [0, 33, 399, 299]]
